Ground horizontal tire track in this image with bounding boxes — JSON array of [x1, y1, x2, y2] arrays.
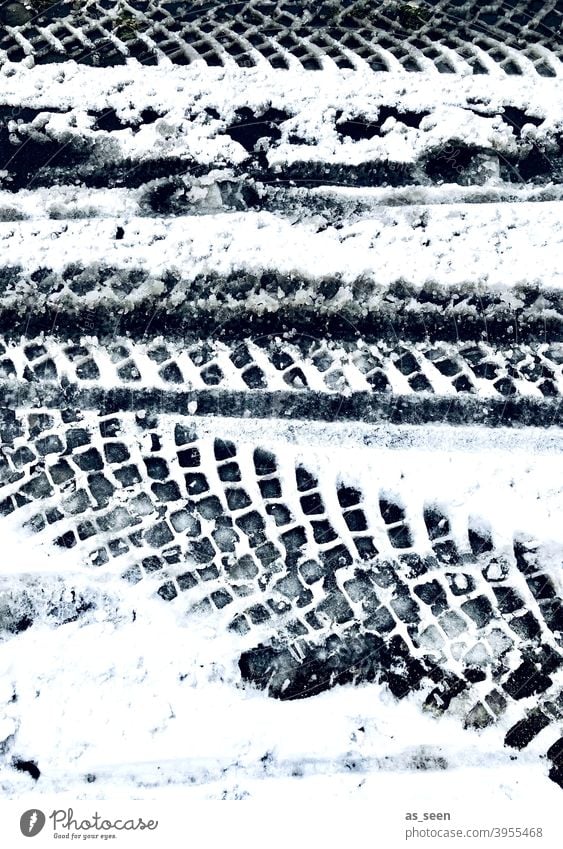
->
[[1, 382, 562, 427]]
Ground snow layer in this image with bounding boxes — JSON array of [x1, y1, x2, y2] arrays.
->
[[1, 53, 562, 812], [0, 202, 562, 316], [1, 518, 561, 804], [1, 62, 561, 119], [0, 61, 561, 180], [2, 182, 563, 224]]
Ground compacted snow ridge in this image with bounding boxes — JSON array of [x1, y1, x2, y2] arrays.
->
[[1, 206, 563, 315], [1, 0, 563, 807]]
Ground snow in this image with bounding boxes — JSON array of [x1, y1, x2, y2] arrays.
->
[[0, 202, 562, 316], [1, 333, 560, 398], [1, 61, 562, 118], [0, 61, 561, 176], [1, 519, 561, 804], [1, 47, 562, 816], [2, 416, 562, 801]]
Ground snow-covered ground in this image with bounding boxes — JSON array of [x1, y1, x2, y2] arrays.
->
[[1, 418, 562, 803], [1, 202, 562, 316], [1, 519, 561, 805], [1, 9, 562, 823]]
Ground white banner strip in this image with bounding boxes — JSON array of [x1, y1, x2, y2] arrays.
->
[[1, 797, 560, 849]]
